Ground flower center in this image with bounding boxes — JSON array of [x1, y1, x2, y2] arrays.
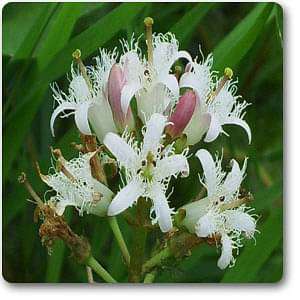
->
[[139, 152, 156, 181]]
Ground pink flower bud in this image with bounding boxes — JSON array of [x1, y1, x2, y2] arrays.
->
[[166, 90, 197, 139], [108, 64, 133, 131]]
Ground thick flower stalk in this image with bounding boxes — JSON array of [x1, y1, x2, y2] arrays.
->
[[180, 149, 257, 269], [103, 113, 189, 232]]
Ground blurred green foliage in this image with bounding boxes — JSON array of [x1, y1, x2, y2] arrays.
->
[[2, 2, 283, 283]]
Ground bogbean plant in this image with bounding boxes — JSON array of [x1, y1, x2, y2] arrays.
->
[[20, 18, 257, 283]]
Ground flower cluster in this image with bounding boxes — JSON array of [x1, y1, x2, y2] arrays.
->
[[36, 21, 257, 272]]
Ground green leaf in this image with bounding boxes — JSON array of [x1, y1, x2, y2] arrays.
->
[[213, 3, 273, 71], [275, 3, 283, 46], [39, 3, 147, 82], [221, 208, 283, 282], [253, 182, 282, 212], [4, 4, 87, 118], [2, 3, 57, 57], [35, 3, 86, 69], [170, 2, 216, 47], [3, 3, 147, 181]]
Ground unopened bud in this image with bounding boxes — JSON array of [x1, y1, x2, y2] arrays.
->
[[107, 64, 133, 132], [166, 90, 197, 139]]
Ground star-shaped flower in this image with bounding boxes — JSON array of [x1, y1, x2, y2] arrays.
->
[[181, 149, 257, 269], [103, 113, 190, 232], [179, 54, 251, 144], [38, 152, 114, 217]]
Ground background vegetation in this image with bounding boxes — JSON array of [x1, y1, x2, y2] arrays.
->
[[2, 2, 283, 283]]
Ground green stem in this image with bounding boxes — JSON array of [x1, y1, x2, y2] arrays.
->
[[86, 256, 117, 283], [142, 232, 205, 275], [128, 198, 149, 282], [142, 247, 171, 274], [143, 270, 157, 283], [108, 216, 130, 265]]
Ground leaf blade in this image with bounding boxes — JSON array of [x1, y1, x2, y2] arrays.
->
[[213, 3, 273, 71]]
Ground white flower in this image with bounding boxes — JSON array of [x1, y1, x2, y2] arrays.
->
[[103, 113, 190, 232], [181, 149, 257, 269], [39, 152, 114, 217], [180, 53, 251, 144], [50, 49, 118, 141], [120, 33, 192, 122]]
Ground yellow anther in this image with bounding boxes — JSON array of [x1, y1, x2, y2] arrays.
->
[[224, 67, 233, 79], [144, 17, 154, 27], [72, 49, 82, 60], [72, 49, 93, 91]]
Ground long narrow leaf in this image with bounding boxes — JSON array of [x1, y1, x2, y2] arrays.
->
[[170, 2, 215, 47], [10, 3, 58, 61], [36, 3, 86, 69], [213, 3, 273, 71]]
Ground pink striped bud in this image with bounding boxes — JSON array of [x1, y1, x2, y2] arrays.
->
[[108, 64, 133, 131], [166, 90, 197, 139]]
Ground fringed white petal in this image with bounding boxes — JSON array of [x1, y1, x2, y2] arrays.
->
[[74, 102, 92, 135], [137, 84, 170, 121], [157, 73, 179, 99], [217, 234, 233, 270], [107, 179, 144, 216], [180, 63, 211, 102], [192, 62, 212, 100], [149, 183, 173, 232], [141, 113, 167, 157], [69, 74, 91, 101], [223, 116, 252, 144], [177, 50, 193, 63], [195, 149, 219, 197], [103, 132, 138, 170], [204, 114, 222, 142], [50, 102, 76, 136], [179, 72, 202, 98], [184, 105, 211, 145], [120, 50, 143, 114], [195, 212, 218, 238], [225, 210, 256, 238], [121, 51, 143, 79], [88, 101, 117, 142], [153, 33, 191, 74], [154, 154, 189, 181], [120, 82, 141, 115], [223, 158, 247, 199]]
